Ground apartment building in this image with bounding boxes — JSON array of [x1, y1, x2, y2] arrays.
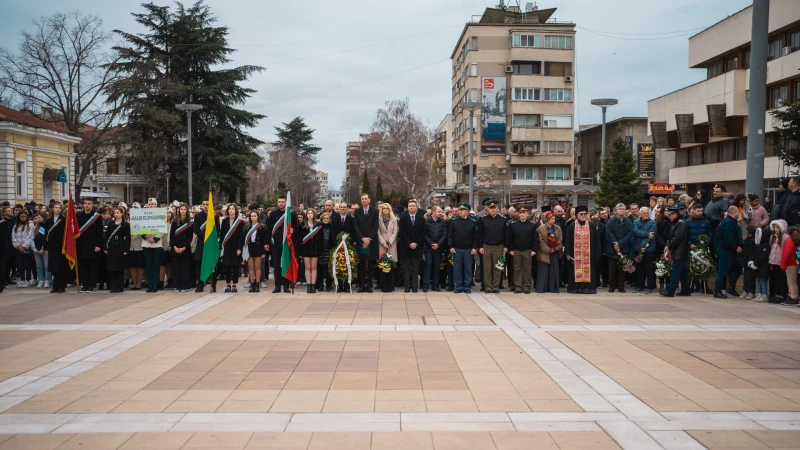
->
[[314, 170, 329, 205], [450, 4, 578, 209], [647, 0, 800, 198]]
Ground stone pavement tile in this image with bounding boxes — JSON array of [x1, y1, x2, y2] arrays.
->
[[244, 432, 312, 449], [217, 400, 275, 413], [129, 390, 185, 402], [5, 400, 73, 414], [370, 432, 433, 449], [56, 433, 134, 449], [524, 399, 582, 412], [322, 400, 375, 412], [58, 397, 124, 413], [307, 432, 371, 449], [688, 430, 769, 449], [745, 430, 800, 448], [112, 400, 174, 413], [118, 432, 194, 449], [424, 401, 478, 413], [430, 432, 496, 449], [489, 431, 559, 450], [375, 401, 426, 412], [547, 431, 622, 450], [183, 432, 254, 449], [164, 399, 224, 413], [474, 400, 530, 412], [178, 390, 232, 401], [0, 434, 73, 450], [376, 390, 423, 401]]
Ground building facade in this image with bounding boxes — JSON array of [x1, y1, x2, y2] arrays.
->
[[82, 142, 150, 203], [647, 0, 800, 199], [314, 170, 329, 205], [575, 117, 648, 180], [0, 105, 79, 205], [450, 4, 579, 210]]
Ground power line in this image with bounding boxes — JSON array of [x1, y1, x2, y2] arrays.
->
[[577, 27, 698, 41], [576, 26, 704, 36]]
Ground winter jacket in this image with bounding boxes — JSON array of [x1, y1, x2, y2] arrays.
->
[[743, 235, 757, 267], [632, 218, 657, 252], [715, 216, 743, 254], [31, 222, 48, 252], [605, 216, 633, 258], [780, 238, 798, 271], [11, 222, 34, 253], [425, 216, 448, 251], [687, 215, 712, 248], [769, 219, 788, 266], [596, 218, 607, 255], [748, 205, 770, 228], [667, 217, 689, 260], [656, 219, 671, 254], [705, 196, 729, 230], [448, 216, 478, 250], [786, 190, 800, 227], [752, 228, 772, 279]]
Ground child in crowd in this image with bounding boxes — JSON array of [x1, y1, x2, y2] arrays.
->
[[748, 226, 772, 302], [781, 227, 800, 306], [769, 220, 789, 303], [31, 213, 49, 289], [742, 226, 757, 300]]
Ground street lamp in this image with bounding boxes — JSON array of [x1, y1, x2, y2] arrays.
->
[[590, 98, 618, 176], [458, 101, 484, 209], [175, 103, 203, 206], [165, 172, 171, 204]]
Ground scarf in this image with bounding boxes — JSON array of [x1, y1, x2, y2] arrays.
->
[[572, 220, 592, 283]]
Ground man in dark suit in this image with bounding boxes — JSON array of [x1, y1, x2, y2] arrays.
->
[[353, 193, 378, 292], [398, 199, 426, 292], [331, 202, 356, 290], [76, 198, 103, 293]]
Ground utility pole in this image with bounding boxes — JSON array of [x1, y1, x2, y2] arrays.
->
[[460, 102, 484, 208], [591, 99, 618, 177], [745, 0, 769, 198], [175, 104, 203, 206]]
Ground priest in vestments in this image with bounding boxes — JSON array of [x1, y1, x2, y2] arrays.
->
[[564, 206, 601, 294]]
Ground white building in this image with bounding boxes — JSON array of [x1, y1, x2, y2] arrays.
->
[[314, 170, 329, 205]]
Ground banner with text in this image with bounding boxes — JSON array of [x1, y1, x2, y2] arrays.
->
[[637, 143, 656, 178], [129, 208, 169, 235]]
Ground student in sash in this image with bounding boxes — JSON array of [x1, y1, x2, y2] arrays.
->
[[244, 210, 267, 293], [317, 212, 335, 292], [96, 207, 110, 290], [193, 198, 217, 293], [267, 195, 298, 293], [44, 202, 68, 293], [219, 204, 245, 293], [296, 209, 323, 294], [169, 204, 192, 293], [76, 198, 103, 293], [162, 209, 174, 289], [31, 213, 50, 289], [104, 207, 130, 293]]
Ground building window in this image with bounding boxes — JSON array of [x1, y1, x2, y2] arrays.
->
[[471, 36, 478, 50], [743, 49, 751, 69], [724, 54, 738, 72], [510, 61, 541, 74], [545, 167, 570, 180], [544, 141, 569, 154], [512, 34, 541, 48], [735, 139, 746, 160], [512, 88, 540, 101], [470, 63, 477, 76], [791, 29, 800, 51], [106, 158, 120, 175], [707, 62, 721, 79], [543, 35, 572, 49], [768, 38, 783, 60], [675, 149, 689, 168], [512, 142, 539, 155], [470, 88, 478, 102], [770, 84, 788, 109], [543, 114, 572, 128], [795, 79, 800, 101], [543, 88, 572, 102], [60, 165, 68, 199], [720, 141, 735, 161], [512, 167, 539, 180], [690, 147, 703, 165], [704, 143, 718, 164], [512, 114, 540, 128], [16, 160, 26, 198], [544, 62, 572, 76]]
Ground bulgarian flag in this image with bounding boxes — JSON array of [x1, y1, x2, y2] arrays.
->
[[62, 191, 79, 270], [281, 191, 299, 284], [199, 191, 220, 283]]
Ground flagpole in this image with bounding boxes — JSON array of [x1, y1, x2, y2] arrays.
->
[[74, 260, 80, 292]]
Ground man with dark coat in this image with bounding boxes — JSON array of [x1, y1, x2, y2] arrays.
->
[[193, 199, 218, 293], [714, 206, 744, 298], [354, 193, 379, 293], [0, 206, 12, 293], [704, 184, 729, 232], [76, 198, 103, 293], [506, 205, 538, 294], [448, 203, 479, 294], [605, 203, 633, 293], [44, 202, 68, 293], [564, 205, 601, 294], [660, 206, 692, 297], [423, 205, 448, 292], [266, 195, 298, 293], [477, 198, 506, 293], [398, 199, 426, 293], [596, 208, 609, 287], [331, 202, 356, 291], [782, 176, 800, 227]]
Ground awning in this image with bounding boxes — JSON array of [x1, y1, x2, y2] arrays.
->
[[79, 189, 120, 199], [42, 168, 66, 182]]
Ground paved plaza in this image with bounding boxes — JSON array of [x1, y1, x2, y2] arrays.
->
[[0, 290, 799, 449]]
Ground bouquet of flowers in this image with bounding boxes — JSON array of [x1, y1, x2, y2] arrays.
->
[[546, 231, 561, 249], [440, 253, 451, 270], [618, 253, 636, 273], [634, 238, 652, 264], [689, 234, 715, 280], [495, 253, 506, 271], [377, 253, 397, 273], [329, 232, 358, 282], [655, 255, 672, 278]]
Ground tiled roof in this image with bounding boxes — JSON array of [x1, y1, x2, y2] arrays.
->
[[0, 105, 71, 133]]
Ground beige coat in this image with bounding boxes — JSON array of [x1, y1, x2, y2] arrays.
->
[[377, 216, 399, 261], [536, 223, 563, 264]]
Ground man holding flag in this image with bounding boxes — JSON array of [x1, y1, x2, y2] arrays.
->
[[198, 192, 220, 290], [267, 194, 298, 293], [61, 193, 81, 293]]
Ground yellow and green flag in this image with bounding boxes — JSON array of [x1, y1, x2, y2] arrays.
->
[[200, 191, 219, 283]]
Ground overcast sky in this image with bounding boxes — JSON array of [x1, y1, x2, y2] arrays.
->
[[1, 0, 753, 190]]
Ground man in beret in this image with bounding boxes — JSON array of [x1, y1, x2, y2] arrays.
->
[[564, 205, 601, 294], [478, 198, 506, 293], [448, 203, 478, 294], [506, 205, 537, 294]]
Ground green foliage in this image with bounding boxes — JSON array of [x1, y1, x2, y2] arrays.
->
[[596, 136, 643, 208], [109, 1, 264, 203], [361, 169, 371, 198], [274, 117, 321, 157], [375, 176, 384, 202], [772, 102, 800, 168], [255, 194, 266, 206]]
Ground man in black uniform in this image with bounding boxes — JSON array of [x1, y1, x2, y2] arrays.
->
[[266, 195, 298, 293], [506, 205, 538, 294], [76, 198, 103, 293], [448, 203, 479, 294], [193, 199, 218, 293], [477, 198, 506, 294]]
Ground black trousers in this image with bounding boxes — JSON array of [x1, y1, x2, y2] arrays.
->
[[402, 258, 420, 289], [0, 253, 5, 290], [109, 271, 125, 292], [598, 254, 608, 286], [196, 259, 217, 288], [52, 271, 69, 291], [316, 264, 332, 288], [78, 257, 97, 290], [173, 255, 192, 290], [608, 256, 625, 289], [223, 264, 239, 284], [359, 259, 376, 289], [636, 252, 656, 290]]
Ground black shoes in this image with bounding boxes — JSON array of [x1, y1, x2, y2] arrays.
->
[[446, 286, 454, 292], [727, 289, 740, 298], [781, 298, 799, 306], [195, 285, 204, 293], [232, 285, 238, 293], [714, 290, 728, 299], [659, 290, 673, 297], [225, 286, 232, 293], [432, 286, 441, 292], [404, 287, 411, 293], [272, 287, 282, 293], [608, 288, 615, 293]]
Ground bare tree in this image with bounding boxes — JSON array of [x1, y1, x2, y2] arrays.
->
[[248, 144, 319, 205], [0, 12, 123, 195]]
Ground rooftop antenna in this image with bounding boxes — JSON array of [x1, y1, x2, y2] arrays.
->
[[496, 0, 507, 11]]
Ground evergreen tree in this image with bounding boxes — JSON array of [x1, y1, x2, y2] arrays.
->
[[375, 176, 384, 202], [596, 136, 643, 208], [274, 117, 321, 157], [108, 1, 264, 203], [361, 169, 371, 198]]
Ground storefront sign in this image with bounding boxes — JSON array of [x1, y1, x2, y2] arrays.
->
[[129, 208, 169, 235], [637, 143, 655, 178], [481, 145, 505, 154], [511, 193, 536, 205], [648, 183, 675, 195]]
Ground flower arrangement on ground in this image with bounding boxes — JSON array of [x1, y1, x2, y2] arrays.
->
[[377, 253, 397, 273], [618, 253, 636, 273], [689, 233, 715, 280], [330, 232, 358, 283], [655, 255, 672, 278], [495, 253, 506, 271]]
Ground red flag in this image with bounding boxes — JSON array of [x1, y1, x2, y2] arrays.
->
[[284, 225, 299, 284], [62, 192, 79, 270]]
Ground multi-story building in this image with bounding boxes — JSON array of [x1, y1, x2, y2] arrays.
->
[[82, 141, 151, 203], [343, 133, 391, 200], [575, 117, 648, 179], [423, 115, 454, 207], [314, 170, 329, 205], [450, 4, 578, 210], [647, 0, 800, 198], [329, 189, 343, 206]]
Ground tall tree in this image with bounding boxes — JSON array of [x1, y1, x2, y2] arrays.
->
[[274, 117, 321, 157], [0, 12, 123, 195], [375, 176, 384, 202], [361, 169, 371, 198], [108, 1, 263, 203], [596, 136, 642, 208]]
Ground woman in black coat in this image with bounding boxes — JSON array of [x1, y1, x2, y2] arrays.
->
[[244, 210, 267, 293], [296, 209, 323, 293], [219, 204, 245, 293], [45, 202, 69, 293], [104, 207, 130, 293], [170, 204, 194, 293]]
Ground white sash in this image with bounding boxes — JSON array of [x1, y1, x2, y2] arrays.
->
[[331, 232, 353, 293]]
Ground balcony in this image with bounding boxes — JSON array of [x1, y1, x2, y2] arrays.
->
[[510, 127, 573, 142], [510, 153, 573, 165]]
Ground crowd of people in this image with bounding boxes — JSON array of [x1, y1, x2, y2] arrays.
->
[[2, 178, 800, 305]]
